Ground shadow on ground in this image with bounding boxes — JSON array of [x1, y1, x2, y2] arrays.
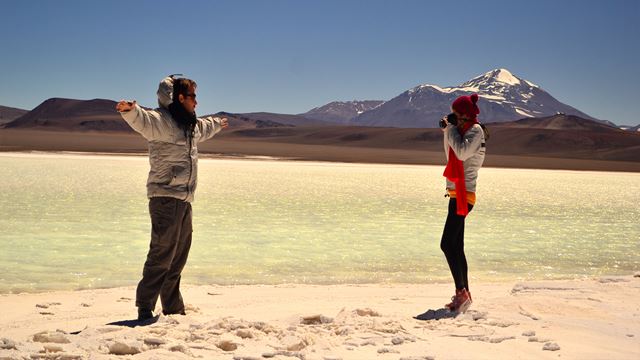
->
[[414, 307, 457, 321], [104, 315, 160, 328]]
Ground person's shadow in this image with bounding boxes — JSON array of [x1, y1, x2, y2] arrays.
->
[[66, 316, 160, 335], [413, 307, 457, 321], [104, 315, 160, 328]]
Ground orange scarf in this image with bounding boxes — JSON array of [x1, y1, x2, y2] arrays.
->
[[443, 121, 477, 216]]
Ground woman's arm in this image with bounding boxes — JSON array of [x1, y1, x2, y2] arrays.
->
[[444, 125, 484, 161]]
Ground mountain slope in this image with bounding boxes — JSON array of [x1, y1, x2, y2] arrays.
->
[[352, 68, 601, 128], [300, 100, 384, 124], [495, 114, 619, 132], [0, 105, 29, 126], [5, 98, 132, 132], [234, 112, 333, 127], [5, 98, 329, 132]]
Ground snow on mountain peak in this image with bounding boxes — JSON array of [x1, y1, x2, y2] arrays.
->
[[461, 68, 539, 89], [492, 68, 520, 85]]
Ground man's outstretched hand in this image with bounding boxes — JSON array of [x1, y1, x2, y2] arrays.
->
[[116, 100, 136, 112]]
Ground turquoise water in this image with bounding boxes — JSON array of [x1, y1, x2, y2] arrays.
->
[[0, 153, 638, 293]]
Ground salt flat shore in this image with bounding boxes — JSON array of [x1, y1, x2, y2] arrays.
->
[[2, 128, 640, 172], [1, 276, 638, 359]]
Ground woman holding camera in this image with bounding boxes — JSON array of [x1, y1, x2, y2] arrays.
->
[[439, 93, 486, 314]]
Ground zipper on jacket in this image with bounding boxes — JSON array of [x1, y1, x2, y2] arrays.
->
[[184, 129, 194, 201]]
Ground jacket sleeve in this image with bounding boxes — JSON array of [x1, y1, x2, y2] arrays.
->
[[119, 105, 171, 141], [443, 130, 450, 160], [444, 124, 484, 161], [196, 116, 224, 143]]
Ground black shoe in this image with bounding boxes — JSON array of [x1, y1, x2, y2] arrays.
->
[[162, 308, 186, 316], [137, 308, 154, 321]]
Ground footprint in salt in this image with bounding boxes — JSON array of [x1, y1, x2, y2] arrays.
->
[[543, 342, 561, 351], [522, 330, 554, 343], [216, 339, 238, 352], [168, 344, 193, 356], [0, 338, 17, 350], [236, 329, 254, 339], [377, 347, 399, 354], [108, 341, 142, 355], [354, 308, 380, 317], [143, 337, 166, 347], [32, 330, 70, 344], [528, 336, 553, 343], [468, 335, 516, 344], [484, 319, 519, 328], [36, 302, 62, 309], [301, 314, 333, 325], [518, 306, 541, 320], [360, 339, 377, 346]]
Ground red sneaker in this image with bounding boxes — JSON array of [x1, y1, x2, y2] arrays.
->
[[445, 288, 472, 313]]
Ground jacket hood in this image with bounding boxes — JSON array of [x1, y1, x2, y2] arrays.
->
[[157, 75, 178, 109]]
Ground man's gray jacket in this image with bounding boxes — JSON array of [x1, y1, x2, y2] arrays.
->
[[120, 105, 223, 202]]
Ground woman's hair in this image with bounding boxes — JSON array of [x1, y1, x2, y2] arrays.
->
[[172, 78, 197, 102]]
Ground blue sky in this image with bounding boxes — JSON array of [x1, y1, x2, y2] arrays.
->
[[1, 0, 638, 125]]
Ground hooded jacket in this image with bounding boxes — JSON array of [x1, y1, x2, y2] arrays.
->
[[120, 105, 223, 202], [443, 123, 486, 194]]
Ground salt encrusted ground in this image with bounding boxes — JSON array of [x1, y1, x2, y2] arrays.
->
[[1, 276, 639, 359]]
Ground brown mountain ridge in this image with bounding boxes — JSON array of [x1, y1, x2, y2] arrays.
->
[[1, 98, 639, 170], [4, 98, 132, 132], [0, 105, 29, 125]]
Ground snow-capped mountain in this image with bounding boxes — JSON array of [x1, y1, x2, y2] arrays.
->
[[300, 100, 384, 124], [629, 124, 640, 132], [351, 69, 601, 128]]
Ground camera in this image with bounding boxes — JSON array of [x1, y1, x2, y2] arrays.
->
[[439, 113, 458, 128]]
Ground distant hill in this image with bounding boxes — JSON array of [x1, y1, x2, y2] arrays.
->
[[300, 100, 384, 124], [210, 112, 294, 129], [487, 115, 639, 162], [5, 99, 326, 133], [0, 105, 29, 126], [5, 98, 133, 132], [220, 113, 640, 161], [3, 113, 639, 168], [3, 97, 638, 166], [493, 114, 621, 132], [231, 112, 333, 127]]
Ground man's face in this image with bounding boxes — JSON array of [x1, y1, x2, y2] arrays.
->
[[179, 85, 197, 114]]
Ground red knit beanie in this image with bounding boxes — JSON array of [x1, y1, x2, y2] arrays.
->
[[452, 93, 480, 120]]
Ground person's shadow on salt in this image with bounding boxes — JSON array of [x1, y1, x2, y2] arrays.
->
[[105, 315, 160, 328], [413, 308, 457, 321]]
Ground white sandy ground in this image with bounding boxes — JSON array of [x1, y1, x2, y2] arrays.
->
[[1, 276, 639, 360]]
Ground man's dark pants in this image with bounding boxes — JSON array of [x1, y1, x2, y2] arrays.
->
[[136, 196, 192, 315]]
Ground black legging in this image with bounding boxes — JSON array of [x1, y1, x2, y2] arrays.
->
[[440, 198, 474, 292]]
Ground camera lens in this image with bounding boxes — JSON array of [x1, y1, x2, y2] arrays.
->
[[446, 113, 458, 126]]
